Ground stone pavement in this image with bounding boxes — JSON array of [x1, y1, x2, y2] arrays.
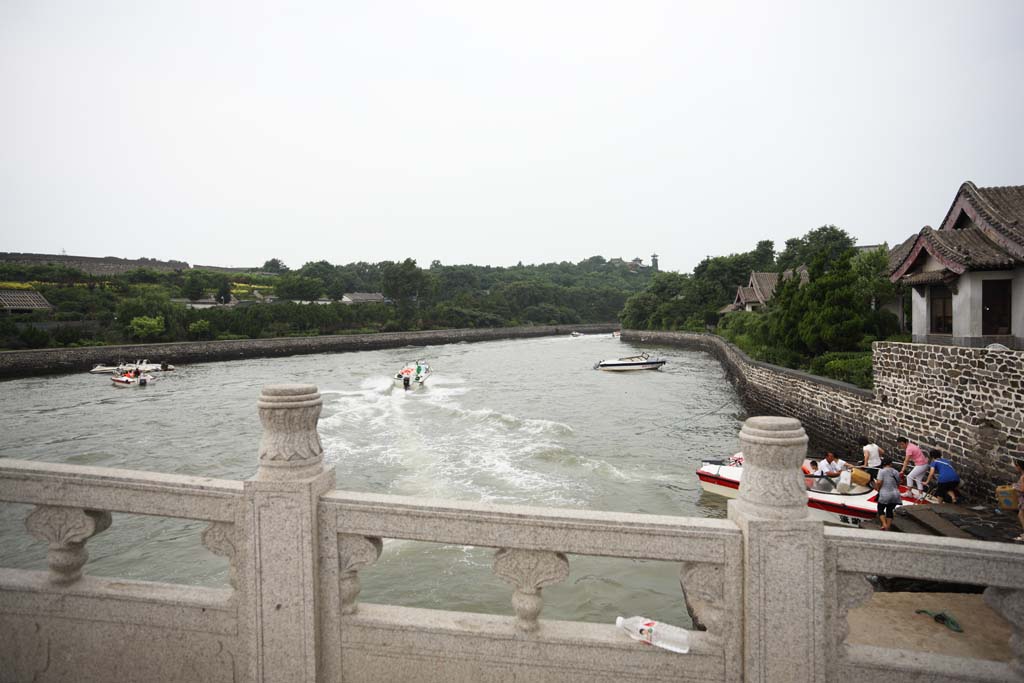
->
[[848, 592, 1012, 662]]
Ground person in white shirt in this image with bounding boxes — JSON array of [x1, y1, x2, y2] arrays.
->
[[816, 451, 851, 478], [858, 435, 884, 469]]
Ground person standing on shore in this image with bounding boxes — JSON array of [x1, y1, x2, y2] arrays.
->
[[874, 457, 902, 531], [897, 436, 929, 499]]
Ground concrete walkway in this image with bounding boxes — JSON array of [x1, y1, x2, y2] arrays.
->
[[848, 592, 1012, 662]]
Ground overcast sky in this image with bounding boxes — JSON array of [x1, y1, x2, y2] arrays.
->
[[2, 1, 1022, 273]]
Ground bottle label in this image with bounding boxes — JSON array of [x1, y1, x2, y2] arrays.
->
[[638, 621, 656, 645]]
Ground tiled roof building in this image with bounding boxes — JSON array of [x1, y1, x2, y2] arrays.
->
[[730, 266, 808, 312], [0, 289, 52, 313], [889, 181, 1024, 348]]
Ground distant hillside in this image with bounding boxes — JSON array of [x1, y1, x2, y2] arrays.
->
[[0, 252, 192, 276]]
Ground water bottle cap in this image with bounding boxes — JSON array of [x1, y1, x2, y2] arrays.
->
[[615, 616, 623, 628]]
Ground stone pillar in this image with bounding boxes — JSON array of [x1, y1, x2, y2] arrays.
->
[[238, 385, 334, 683], [728, 416, 825, 683]]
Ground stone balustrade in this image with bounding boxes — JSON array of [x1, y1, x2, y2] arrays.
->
[[0, 387, 1022, 682]]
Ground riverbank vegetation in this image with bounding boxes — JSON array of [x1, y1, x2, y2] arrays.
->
[[0, 257, 652, 350], [619, 226, 906, 388]]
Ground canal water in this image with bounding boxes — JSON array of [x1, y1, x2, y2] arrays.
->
[[0, 334, 743, 626]]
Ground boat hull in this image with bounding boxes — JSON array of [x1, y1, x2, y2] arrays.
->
[[596, 361, 666, 371]]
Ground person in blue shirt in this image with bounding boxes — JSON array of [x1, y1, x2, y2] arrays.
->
[[923, 449, 960, 504]]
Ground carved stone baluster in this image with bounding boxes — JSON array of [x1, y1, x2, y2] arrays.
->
[[984, 587, 1024, 677], [25, 505, 112, 585], [202, 521, 239, 589], [337, 534, 383, 615], [834, 572, 874, 650], [493, 548, 569, 632], [680, 561, 725, 645]]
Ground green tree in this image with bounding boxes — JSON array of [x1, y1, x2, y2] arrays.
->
[[262, 258, 288, 273], [188, 319, 212, 340], [215, 277, 233, 304], [382, 259, 428, 324], [776, 225, 854, 272], [274, 275, 324, 302], [129, 315, 165, 341], [183, 273, 205, 301]]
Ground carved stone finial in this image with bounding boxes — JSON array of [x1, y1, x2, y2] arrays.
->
[[735, 416, 809, 520], [337, 535, 383, 615], [493, 549, 569, 632], [984, 587, 1024, 676], [201, 522, 239, 589], [25, 506, 112, 585], [256, 384, 324, 481]]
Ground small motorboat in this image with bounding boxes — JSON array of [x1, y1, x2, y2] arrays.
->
[[570, 331, 583, 338], [90, 363, 121, 374], [91, 359, 174, 375], [697, 454, 937, 527], [395, 361, 431, 389], [594, 352, 666, 371], [111, 373, 155, 387]]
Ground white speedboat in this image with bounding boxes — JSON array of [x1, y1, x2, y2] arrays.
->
[[91, 359, 174, 374], [697, 454, 936, 527], [594, 352, 667, 371], [395, 361, 431, 388], [111, 373, 155, 387], [570, 331, 583, 338], [90, 363, 121, 374]]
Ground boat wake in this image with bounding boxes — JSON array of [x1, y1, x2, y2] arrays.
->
[[319, 374, 589, 507]]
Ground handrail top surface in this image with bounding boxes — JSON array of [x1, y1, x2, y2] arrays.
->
[[0, 457, 244, 495], [322, 488, 740, 535], [825, 525, 1024, 558]]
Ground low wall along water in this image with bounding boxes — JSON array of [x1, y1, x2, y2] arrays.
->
[[0, 323, 618, 379]]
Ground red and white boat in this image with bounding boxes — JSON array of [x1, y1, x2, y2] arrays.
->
[[111, 373, 155, 387], [697, 454, 935, 527]]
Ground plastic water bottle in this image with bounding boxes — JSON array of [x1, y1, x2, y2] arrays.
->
[[615, 616, 690, 654]]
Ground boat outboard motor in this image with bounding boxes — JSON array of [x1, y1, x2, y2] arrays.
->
[[139, 378, 147, 386], [403, 376, 411, 390]]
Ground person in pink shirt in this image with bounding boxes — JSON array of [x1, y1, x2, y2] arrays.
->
[[897, 436, 929, 499]]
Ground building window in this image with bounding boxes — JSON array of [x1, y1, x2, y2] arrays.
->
[[929, 285, 952, 334], [982, 279, 1012, 335]]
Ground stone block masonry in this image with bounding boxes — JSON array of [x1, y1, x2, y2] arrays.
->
[[623, 331, 1024, 502], [0, 323, 618, 379]]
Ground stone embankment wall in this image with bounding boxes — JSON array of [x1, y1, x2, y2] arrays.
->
[[0, 323, 618, 379], [624, 330, 1024, 500], [0, 252, 189, 275]]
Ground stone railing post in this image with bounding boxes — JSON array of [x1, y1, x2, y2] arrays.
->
[[728, 416, 825, 683], [25, 506, 111, 585], [237, 385, 335, 683]]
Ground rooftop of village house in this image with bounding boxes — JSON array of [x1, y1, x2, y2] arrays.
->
[[889, 181, 1024, 282]]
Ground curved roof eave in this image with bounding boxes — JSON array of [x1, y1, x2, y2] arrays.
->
[[889, 228, 968, 283]]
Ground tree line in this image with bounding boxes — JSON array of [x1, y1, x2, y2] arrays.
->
[[0, 256, 653, 349], [619, 226, 905, 388]]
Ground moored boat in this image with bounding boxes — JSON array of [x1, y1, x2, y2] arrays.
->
[[395, 361, 431, 388], [91, 359, 175, 374], [111, 373, 156, 387], [594, 352, 666, 371], [697, 454, 937, 527]]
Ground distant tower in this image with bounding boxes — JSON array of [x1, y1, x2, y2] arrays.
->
[[651, 253, 659, 272]]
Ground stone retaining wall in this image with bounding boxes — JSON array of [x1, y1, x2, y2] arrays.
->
[[624, 330, 1024, 500], [0, 323, 618, 379]]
